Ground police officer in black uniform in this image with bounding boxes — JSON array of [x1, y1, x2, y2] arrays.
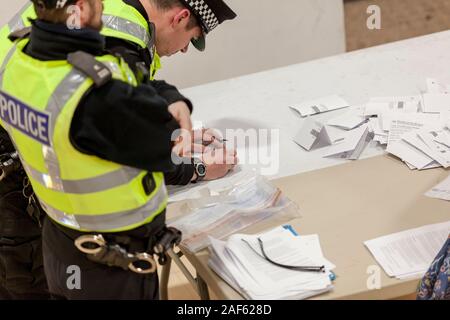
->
[[0, 129, 48, 299], [0, 0, 237, 300]]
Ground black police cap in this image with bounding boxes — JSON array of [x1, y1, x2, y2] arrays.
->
[[181, 0, 237, 51]]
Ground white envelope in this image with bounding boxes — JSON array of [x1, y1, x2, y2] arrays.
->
[[323, 124, 372, 160], [422, 93, 450, 113], [387, 131, 435, 170], [293, 118, 332, 151], [290, 95, 349, 117], [327, 112, 367, 130], [416, 130, 450, 168]]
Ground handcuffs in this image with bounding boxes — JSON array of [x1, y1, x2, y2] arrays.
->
[[74, 227, 182, 274]]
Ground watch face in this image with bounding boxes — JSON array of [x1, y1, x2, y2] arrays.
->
[[197, 164, 206, 177]]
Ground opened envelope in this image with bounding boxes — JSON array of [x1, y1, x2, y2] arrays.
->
[[290, 95, 349, 117], [323, 124, 372, 160]]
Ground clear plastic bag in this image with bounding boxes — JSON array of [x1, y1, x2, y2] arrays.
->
[[167, 174, 302, 253]]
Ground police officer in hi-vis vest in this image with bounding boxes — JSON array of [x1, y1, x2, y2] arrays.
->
[[0, 0, 237, 299], [0, 0, 236, 299], [1, 0, 237, 192]]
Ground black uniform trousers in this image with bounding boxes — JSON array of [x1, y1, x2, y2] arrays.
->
[[0, 183, 49, 300], [42, 212, 166, 300]]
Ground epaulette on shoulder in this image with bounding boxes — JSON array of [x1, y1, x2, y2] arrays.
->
[[8, 27, 31, 42], [67, 51, 112, 88]]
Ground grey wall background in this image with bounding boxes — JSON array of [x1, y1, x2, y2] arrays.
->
[[0, 0, 28, 25], [158, 0, 346, 88], [0, 0, 346, 88]]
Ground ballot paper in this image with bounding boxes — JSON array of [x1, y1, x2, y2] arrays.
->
[[422, 93, 450, 113], [405, 161, 441, 171], [293, 119, 332, 151], [416, 129, 450, 168], [426, 78, 450, 94], [208, 226, 335, 300], [323, 124, 372, 160], [364, 221, 450, 279], [385, 113, 441, 169], [428, 128, 450, 148], [364, 96, 421, 117], [290, 95, 349, 117], [327, 112, 367, 130], [386, 113, 438, 146], [425, 174, 450, 201]]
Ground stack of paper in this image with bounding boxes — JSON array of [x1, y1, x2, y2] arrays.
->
[[384, 113, 449, 170], [291, 79, 450, 166], [425, 174, 450, 201], [358, 80, 450, 170], [209, 226, 335, 300], [365, 221, 450, 280]]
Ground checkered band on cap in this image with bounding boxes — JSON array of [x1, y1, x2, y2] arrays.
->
[[184, 0, 220, 32]]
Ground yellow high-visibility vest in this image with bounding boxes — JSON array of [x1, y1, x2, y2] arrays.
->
[[0, 39, 167, 232]]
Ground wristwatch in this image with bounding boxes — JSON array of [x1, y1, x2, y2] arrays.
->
[[191, 157, 206, 183]]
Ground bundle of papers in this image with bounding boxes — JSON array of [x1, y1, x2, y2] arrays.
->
[[358, 79, 450, 170], [168, 174, 301, 252], [209, 226, 335, 300], [385, 114, 449, 170], [292, 79, 450, 166], [425, 174, 450, 201], [371, 79, 450, 170], [365, 221, 450, 280]]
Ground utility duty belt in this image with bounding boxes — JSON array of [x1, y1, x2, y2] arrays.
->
[[54, 213, 182, 274], [75, 226, 181, 274]]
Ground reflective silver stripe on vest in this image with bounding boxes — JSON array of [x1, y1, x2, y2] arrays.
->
[[23, 163, 142, 194], [0, 46, 17, 89], [0, 59, 141, 194], [102, 14, 154, 52], [43, 68, 88, 191], [40, 183, 168, 231], [37, 66, 141, 193], [8, 3, 29, 32]]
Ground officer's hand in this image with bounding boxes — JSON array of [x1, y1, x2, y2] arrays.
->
[[193, 128, 226, 149], [173, 128, 225, 157], [201, 147, 238, 181], [168, 101, 192, 132]]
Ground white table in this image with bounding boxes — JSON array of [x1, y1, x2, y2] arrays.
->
[[181, 30, 450, 179], [162, 31, 450, 300]]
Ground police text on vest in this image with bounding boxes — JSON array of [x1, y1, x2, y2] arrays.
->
[[0, 91, 51, 146]]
